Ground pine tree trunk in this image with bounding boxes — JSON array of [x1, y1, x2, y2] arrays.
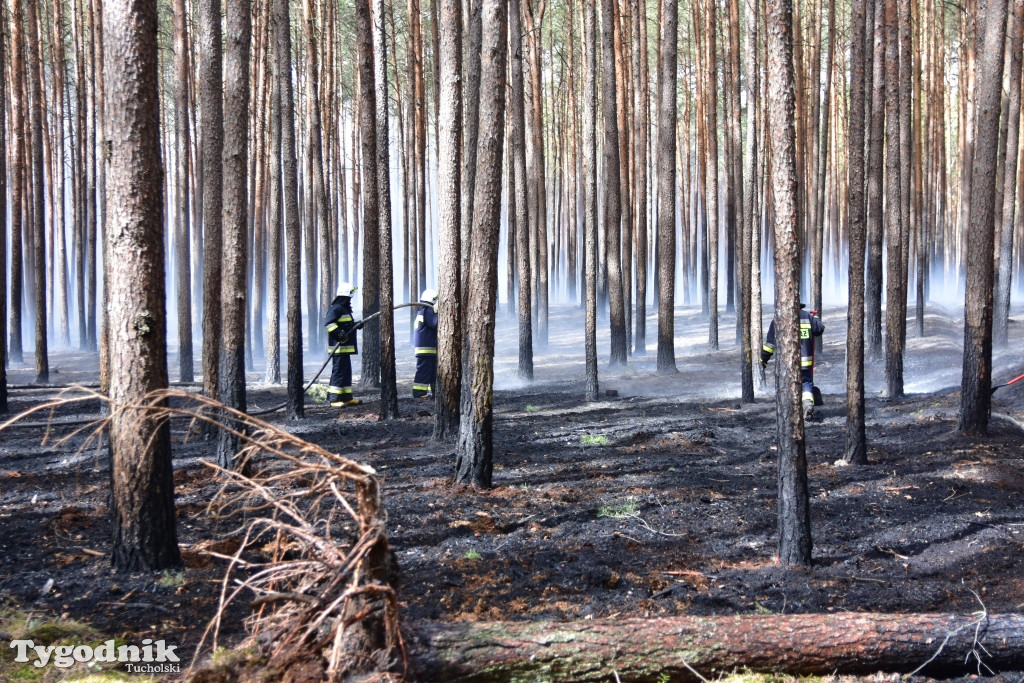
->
[[218, 0, 251, 464], [704, 0, 720, 349], [993, 0, 1023, 347], [738, 0, 756, 403], [51, 0, 71, 349], [655, 0, 677, 374], [373, 0, 400, 418], [843, 0, 869, 465], [408, 613, 1024, 682], [602, 0, 626, 365], [454, 0, 507, 487], [864, 0, 885, 359], [0, 6, 7, 412], [460, 0, 483, 305], [9, 0, 26, 365], [510, 0, 534, 380], [25, 0, 49, 384], [104, 0, 181, 571], [199, 0, 223, 402], [432, 0, 463, 441], [765, 0, 812, 568], [959, 0, 1008, 436], [883, 0, 904, 398], [266, 79, 283, 385], [173, 0, 194, 383], [583, 0, 599, 401]]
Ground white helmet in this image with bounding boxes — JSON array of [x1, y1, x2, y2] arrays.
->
[[337, 282, 356, 297], [421, 288, 438, 304]]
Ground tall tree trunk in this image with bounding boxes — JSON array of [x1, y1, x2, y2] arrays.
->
[[632, 0, 647, 355], [583, 0, 599, 400], [199, 0, 223, 402], [433, 0, 463, 441], [0, 5, 7, 412], [959, 0, 1008, 436], [25, 0, 49, 384], [883, 0, 904, 398], [766, 0, 812, 567], [266, 79, 282, 385], [705, 0, 720, 349], [104, 0, 181, 571], [738, 0, 756, 402], [864, 0, 885, 359], [52, 0, 71, 349], [173, 0, 194, 383], [306, 0, 332, 353], [655, 0, 677, 374], [373, 0, 400, 418], [993, 0, 1024, 347], [355, 0, 381, 392], [9, 0, 26, 364], [218, 0, 251, 463], [454, 0, 508, 487], [510, 0, 534, 379], [274, 0, 304, 419], [460, 0, 483, 307], [602, 0, 627, 365], [843, 0, 869, 465]]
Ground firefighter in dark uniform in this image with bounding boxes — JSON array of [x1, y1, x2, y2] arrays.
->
[[324, 283, 362, 407], [412, 289, 439, 398], [760, 303, 825, 418]]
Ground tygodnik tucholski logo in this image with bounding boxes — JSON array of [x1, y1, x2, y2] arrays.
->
[[9, 638, 181, 673]]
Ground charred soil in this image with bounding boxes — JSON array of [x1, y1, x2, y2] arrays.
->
[[1, 304, 1023, 681]]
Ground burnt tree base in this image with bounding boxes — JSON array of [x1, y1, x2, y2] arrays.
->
[[406, 613, 1024, 682]]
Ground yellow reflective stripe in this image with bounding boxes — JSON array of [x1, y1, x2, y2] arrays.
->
[[801, 356, 814, 367], [416, 315, 424, 324], [413, 384, 432, 391], [802, 391, 814, 402], [326, 323, 339, 332], [763, 344, 774, 353], [327, 386, 345, 394], [415, 347, 437, 355], [331, 346, 356, 354], [337, 315, 353, 322]]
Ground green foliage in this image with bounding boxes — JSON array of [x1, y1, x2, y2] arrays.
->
[[581, 434, 609, 446], [525, 405, 541, 413], [462, 549, 482, 561], [306, 383, 329, 404], [597, 499, 639, 518], [156, 569, 186, 588]]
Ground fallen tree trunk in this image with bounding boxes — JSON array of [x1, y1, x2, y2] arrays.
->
[[406, 613, 1024, 682]]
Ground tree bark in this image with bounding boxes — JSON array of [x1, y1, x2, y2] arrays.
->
[[0, 5, 7, 412], [704, 0, 720, 350], [103, 0, 180, 571], [959, 0, 1008, 436], [218, 0, 251, 464], [993, 0, 1024, 347], [373, 0, 400, 419], [843, 0, 869, 465], [173, 0, 194, 383], [274, 0, 304, 419], [765, 0, 812, 567], [631, 0, 647, 356], [433, 0, 463, 441], [864, 0, 885, 359], [655, 0, 677, 374], [199, 0, 223, 403], [407, 613, 1024, 682], [9, 0, 26, 365], [454, 0, 507, 487], [602, 0, 626, 365], [510, 0, 534, 380], [883, 0, 904, 399], [266, 79, 283, 385], [25, 0, 49, 384], [583, 0, 599, 400]]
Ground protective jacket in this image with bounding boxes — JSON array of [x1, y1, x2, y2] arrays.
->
[[760, 308, 824, 370], [325, 296, 358, 355], [413, 305, 438, 355]]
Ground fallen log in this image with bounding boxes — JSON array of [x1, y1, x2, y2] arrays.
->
[[406, 612, 1024, 682]]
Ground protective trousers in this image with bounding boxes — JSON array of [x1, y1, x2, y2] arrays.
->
[[413, 355, 437, 398], [329, 354, 353, 406]]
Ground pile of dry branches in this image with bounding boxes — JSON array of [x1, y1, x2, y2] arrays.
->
[[2, 388, 405, 681]]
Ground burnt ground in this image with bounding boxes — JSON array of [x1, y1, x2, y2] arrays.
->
[[1, 302, 1023, 681]]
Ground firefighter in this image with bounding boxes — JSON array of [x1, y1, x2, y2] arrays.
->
[[324, 283, 363, 407], [760, 303, 825, 418], [412, 289, 439, 398]]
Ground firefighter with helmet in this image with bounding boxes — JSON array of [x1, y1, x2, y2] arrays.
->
[[413, 289, 439, 398], [760, 303, 824, 419], [324, 283, 362, 407]]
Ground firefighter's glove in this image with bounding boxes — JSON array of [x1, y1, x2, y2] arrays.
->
[[355, 321, 365, 330], [759, 351, 771, 368]]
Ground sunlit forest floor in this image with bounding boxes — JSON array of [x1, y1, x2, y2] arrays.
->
[[2, 302, 1024, 681]]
